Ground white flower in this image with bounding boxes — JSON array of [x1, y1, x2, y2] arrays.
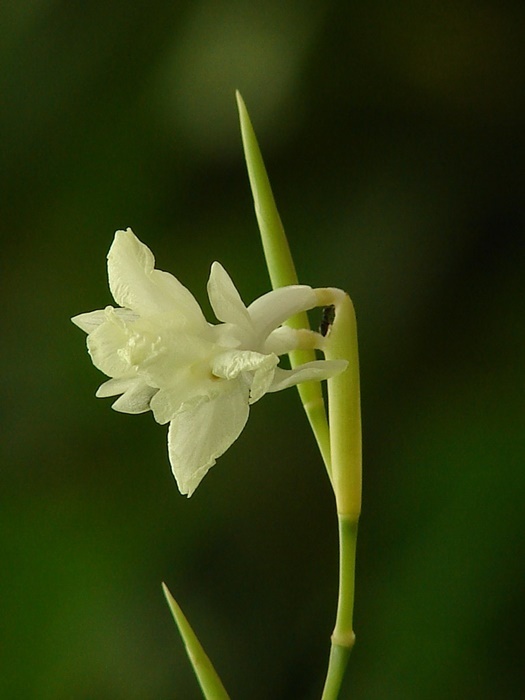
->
[[72, 229, 346, 496]]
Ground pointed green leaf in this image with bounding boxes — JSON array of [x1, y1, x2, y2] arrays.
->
[[162, 583, 230, 700], [236, 91, 331, 472], [235, 90, 298, 291]]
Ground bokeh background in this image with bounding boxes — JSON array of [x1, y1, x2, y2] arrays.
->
[[1, 1, 524, 698]]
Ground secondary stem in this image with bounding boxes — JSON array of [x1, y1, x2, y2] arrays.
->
[[235, 93, 361, 698], [320, 289, 362, 698]]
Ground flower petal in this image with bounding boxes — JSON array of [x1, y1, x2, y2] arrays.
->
[[136, 329, 216, 395], [111, 382, 158, 414], [87, 308, 133, 378], [211, 323, 243, 350], [207, 262, 252, 333], [168, 383, 250, 496], [149, 371, 220, 425], [96, 376, 139, 397], [211, 349, 276, 381], [247, 286, 317, 341], [267, 360, 348, 392], [263, 326, 300, 355], [149, 387, 187, 425], [249, 354, 279, 403], [211, 350, 278, 404], [265, 327, 324, 355], [72, 307, 137, 334], [71, 309, 106, 333], [108, 229, 207, 327]]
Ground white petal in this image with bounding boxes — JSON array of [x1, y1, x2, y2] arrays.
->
[[168, 383, 250, 496], [111, 382, 158, 414], [207, 262, 252, 333], [265, 327, 324, 355], [87, 308, 133, 378], [249, 354, 279, 403], [149, 373, 220, 425], [267, 360, 348, 392], [248, 286, 317, 341], [71, 309, 106, 333], [136, 330, 215, 392], [74, 305, 139, 333], [211, 323, 243, 349], [108, 229, 207, 328], [211, 350, 278, 404], [96, 376, 138, 397], [264, 326, 300, 355], [211, 349, 276, 381], [149, 387, 187, 425]]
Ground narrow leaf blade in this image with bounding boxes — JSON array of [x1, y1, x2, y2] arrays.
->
[[162, 583, 230, 700], [236, 91, 331, 471]]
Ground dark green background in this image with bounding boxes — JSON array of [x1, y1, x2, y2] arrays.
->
[[1, 1, 524, 698]]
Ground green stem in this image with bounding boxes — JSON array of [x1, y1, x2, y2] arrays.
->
[[235, 93, 362, 698], [322, 290, 361, 518], [321, 516, 358, 700], [320, 290, 362, 698]]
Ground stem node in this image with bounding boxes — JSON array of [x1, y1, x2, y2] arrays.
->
[[331, 630, 356, 649]]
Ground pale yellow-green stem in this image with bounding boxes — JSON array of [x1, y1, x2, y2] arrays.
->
[[236, 91, 331, 473], [319, 289, 362, 699], [320, 290, 361, 519], [236, 93, 362, 699]]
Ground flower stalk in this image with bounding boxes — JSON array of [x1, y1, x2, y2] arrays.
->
[[321, 289, 362, 519], [320, 290, 361, 699], [238, 94, 362, 699]]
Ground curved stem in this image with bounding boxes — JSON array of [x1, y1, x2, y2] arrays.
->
[[235, 93, 362, 698], [322, 290, 362, 518], [320, 290, 362, 698]]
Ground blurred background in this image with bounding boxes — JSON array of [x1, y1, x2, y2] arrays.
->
[[1, 1, 524, 698]]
